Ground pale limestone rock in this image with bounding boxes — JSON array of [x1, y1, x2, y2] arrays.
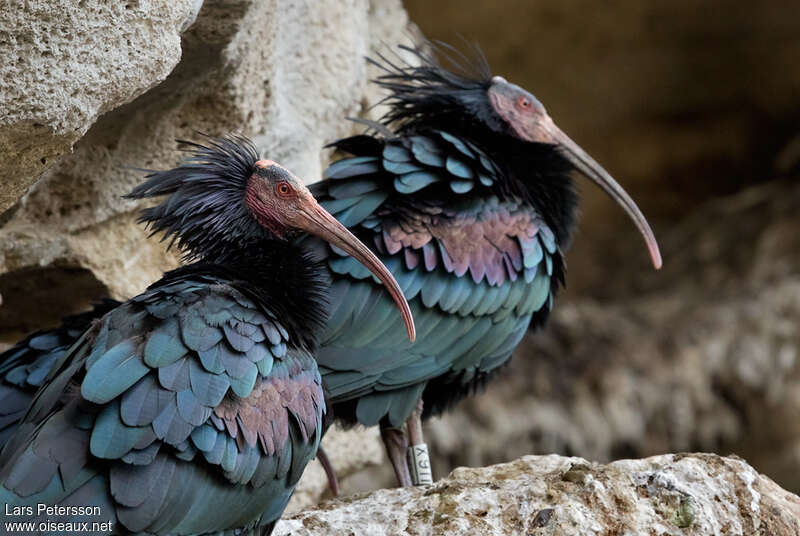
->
[[0, 0, 203, 214], [275, 453, 800, 535]]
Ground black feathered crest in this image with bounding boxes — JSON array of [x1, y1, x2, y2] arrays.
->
[[370, 40, 498, 133], [126, 134, 269, 261]]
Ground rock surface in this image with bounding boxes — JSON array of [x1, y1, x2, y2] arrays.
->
[[275, 453, 800, 535], [0, 0, 203, 215]]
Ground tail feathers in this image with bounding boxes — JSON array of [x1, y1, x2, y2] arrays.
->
[[0, 401, 92, 496], [59, 474, 116, 534], [15, 473, 115, 535]]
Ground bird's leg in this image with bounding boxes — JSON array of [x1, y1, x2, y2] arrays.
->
[[380, 423, 413, 487], [406, 398, 433, 485], [315, 446, 340, 497]]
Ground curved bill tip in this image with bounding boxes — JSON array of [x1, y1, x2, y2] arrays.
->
[[648, 239, 663, 270], [548, 123, 663, 271]]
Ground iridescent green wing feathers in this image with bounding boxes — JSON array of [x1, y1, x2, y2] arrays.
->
[[310, 130, 563, 427], [0, 277, 324, 534]]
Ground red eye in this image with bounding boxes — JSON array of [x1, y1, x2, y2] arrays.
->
[[518, 97, 532, 109], [275, 181, 293, 198]]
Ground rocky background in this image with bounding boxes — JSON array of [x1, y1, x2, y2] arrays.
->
[[1, 0, 799, 530]]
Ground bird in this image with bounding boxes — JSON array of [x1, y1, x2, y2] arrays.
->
[[302, 41, 662, 486], [0, 40, 661, 490], [0, 135, 414, 535]]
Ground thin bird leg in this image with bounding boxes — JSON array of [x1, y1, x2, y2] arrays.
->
[[406, 397, 425, 446], [405, 397, 433, 485], [380, 423, 413, 487], [315, 446, 340, 497]]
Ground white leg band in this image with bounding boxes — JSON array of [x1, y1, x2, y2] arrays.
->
[[408, 443, 433, 485]]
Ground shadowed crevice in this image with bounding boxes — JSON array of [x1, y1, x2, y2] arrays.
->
[[0, 266, 109, 344]]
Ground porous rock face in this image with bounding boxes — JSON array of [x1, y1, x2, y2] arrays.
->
[[0, 1, 203, 215], [275, 453, 800, 535]]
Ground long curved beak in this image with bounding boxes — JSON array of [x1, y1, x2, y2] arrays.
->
[[546, 122, 662, 269], [295, 196, 416, 342]]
